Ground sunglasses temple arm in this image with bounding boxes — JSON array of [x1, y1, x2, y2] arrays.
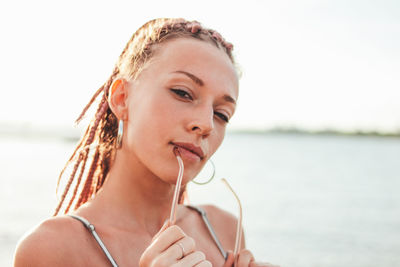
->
[[169, 147, 184, 225], [221, 178, 243, 264]]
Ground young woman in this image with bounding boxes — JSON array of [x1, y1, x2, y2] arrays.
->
[[14, 18, 277, 267]]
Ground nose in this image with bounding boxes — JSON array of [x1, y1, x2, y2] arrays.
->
[[187, 105, 214, 136]]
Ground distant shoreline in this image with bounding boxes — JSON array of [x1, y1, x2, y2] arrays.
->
[[230, 128, 400, 138], [1, 123, 399, 142]]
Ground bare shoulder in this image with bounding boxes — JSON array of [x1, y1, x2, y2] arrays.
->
[[14, 215, 85, 267], [199, 204, 245, 250]]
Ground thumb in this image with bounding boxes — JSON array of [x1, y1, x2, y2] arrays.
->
[[223, 250, 235, 267], [151, 220, 171, 242]]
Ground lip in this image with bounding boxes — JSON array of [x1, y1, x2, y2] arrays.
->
[[171, 142, 205, 160]]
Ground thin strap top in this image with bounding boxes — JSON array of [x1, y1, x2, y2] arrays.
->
[[186, 205, 227, 259], [68, 214, 119, 267], [68, 205, 226, 267]]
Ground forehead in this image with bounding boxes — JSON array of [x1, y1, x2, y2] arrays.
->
[[143, 38, 239, 98]]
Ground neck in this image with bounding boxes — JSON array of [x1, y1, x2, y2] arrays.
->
[[88, 148, 179, 236]]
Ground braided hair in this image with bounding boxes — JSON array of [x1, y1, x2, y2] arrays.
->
[[54, 18, 236, 216]]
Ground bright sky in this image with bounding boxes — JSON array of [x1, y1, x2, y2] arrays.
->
[[1, 0, 399, 133]]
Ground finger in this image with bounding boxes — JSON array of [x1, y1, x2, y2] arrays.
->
[[162, 236, 196, 260], [177, 251, 206, 266], [194, 259, 212, 267], [145, 225, 186, 260], [222, 250, 235, 267], [249, 262, 280, 267], [236, 249, 254, 267], [147, 241, 197, 267], [152, 220, 171, 242], [178, 236, 196, 257]]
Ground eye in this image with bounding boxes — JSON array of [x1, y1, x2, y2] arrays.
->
[[214, 111, 229, 123], [170, 88, 193, 100]]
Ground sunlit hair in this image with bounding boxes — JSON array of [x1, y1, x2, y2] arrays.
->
[[54, 18, 236, 216]]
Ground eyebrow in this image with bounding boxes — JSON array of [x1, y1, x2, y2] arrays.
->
[[173, 70, 204, 86], [223, 94, 236, 105], [172, 70, 237, 105]]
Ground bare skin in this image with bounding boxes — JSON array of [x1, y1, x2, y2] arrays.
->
[[14, 38, 278, 267]]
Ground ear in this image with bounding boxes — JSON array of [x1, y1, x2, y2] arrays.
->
[[108, 79, 129, 120]]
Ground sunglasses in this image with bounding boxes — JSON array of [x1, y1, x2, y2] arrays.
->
[[169, 147, 243, 266]]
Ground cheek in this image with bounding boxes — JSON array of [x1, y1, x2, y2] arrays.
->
[[208, 127, 226, 157], [128, 92, 173, 131], [124, 93, 179, 160]]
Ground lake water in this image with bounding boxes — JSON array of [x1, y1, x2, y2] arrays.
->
[[1, 133, 399, 266]]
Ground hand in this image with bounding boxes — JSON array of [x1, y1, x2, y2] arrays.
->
[[223, 250, 279, 267], [139, 221, 212, 267]]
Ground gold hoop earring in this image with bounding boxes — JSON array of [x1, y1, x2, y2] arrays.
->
[[192, 160, 215, 185], [116, 120, 124, 149]]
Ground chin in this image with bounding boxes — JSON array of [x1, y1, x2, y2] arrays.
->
[[152, 155, 203, 185], [161, 171, 197, 186]]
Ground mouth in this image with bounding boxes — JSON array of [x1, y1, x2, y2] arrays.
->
[[170, 142, 205, 160]]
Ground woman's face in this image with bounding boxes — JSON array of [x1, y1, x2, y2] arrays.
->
[[123, 38, 238, 184]]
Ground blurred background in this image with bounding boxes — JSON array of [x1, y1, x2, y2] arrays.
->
[[1, 0, 399, 266]]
